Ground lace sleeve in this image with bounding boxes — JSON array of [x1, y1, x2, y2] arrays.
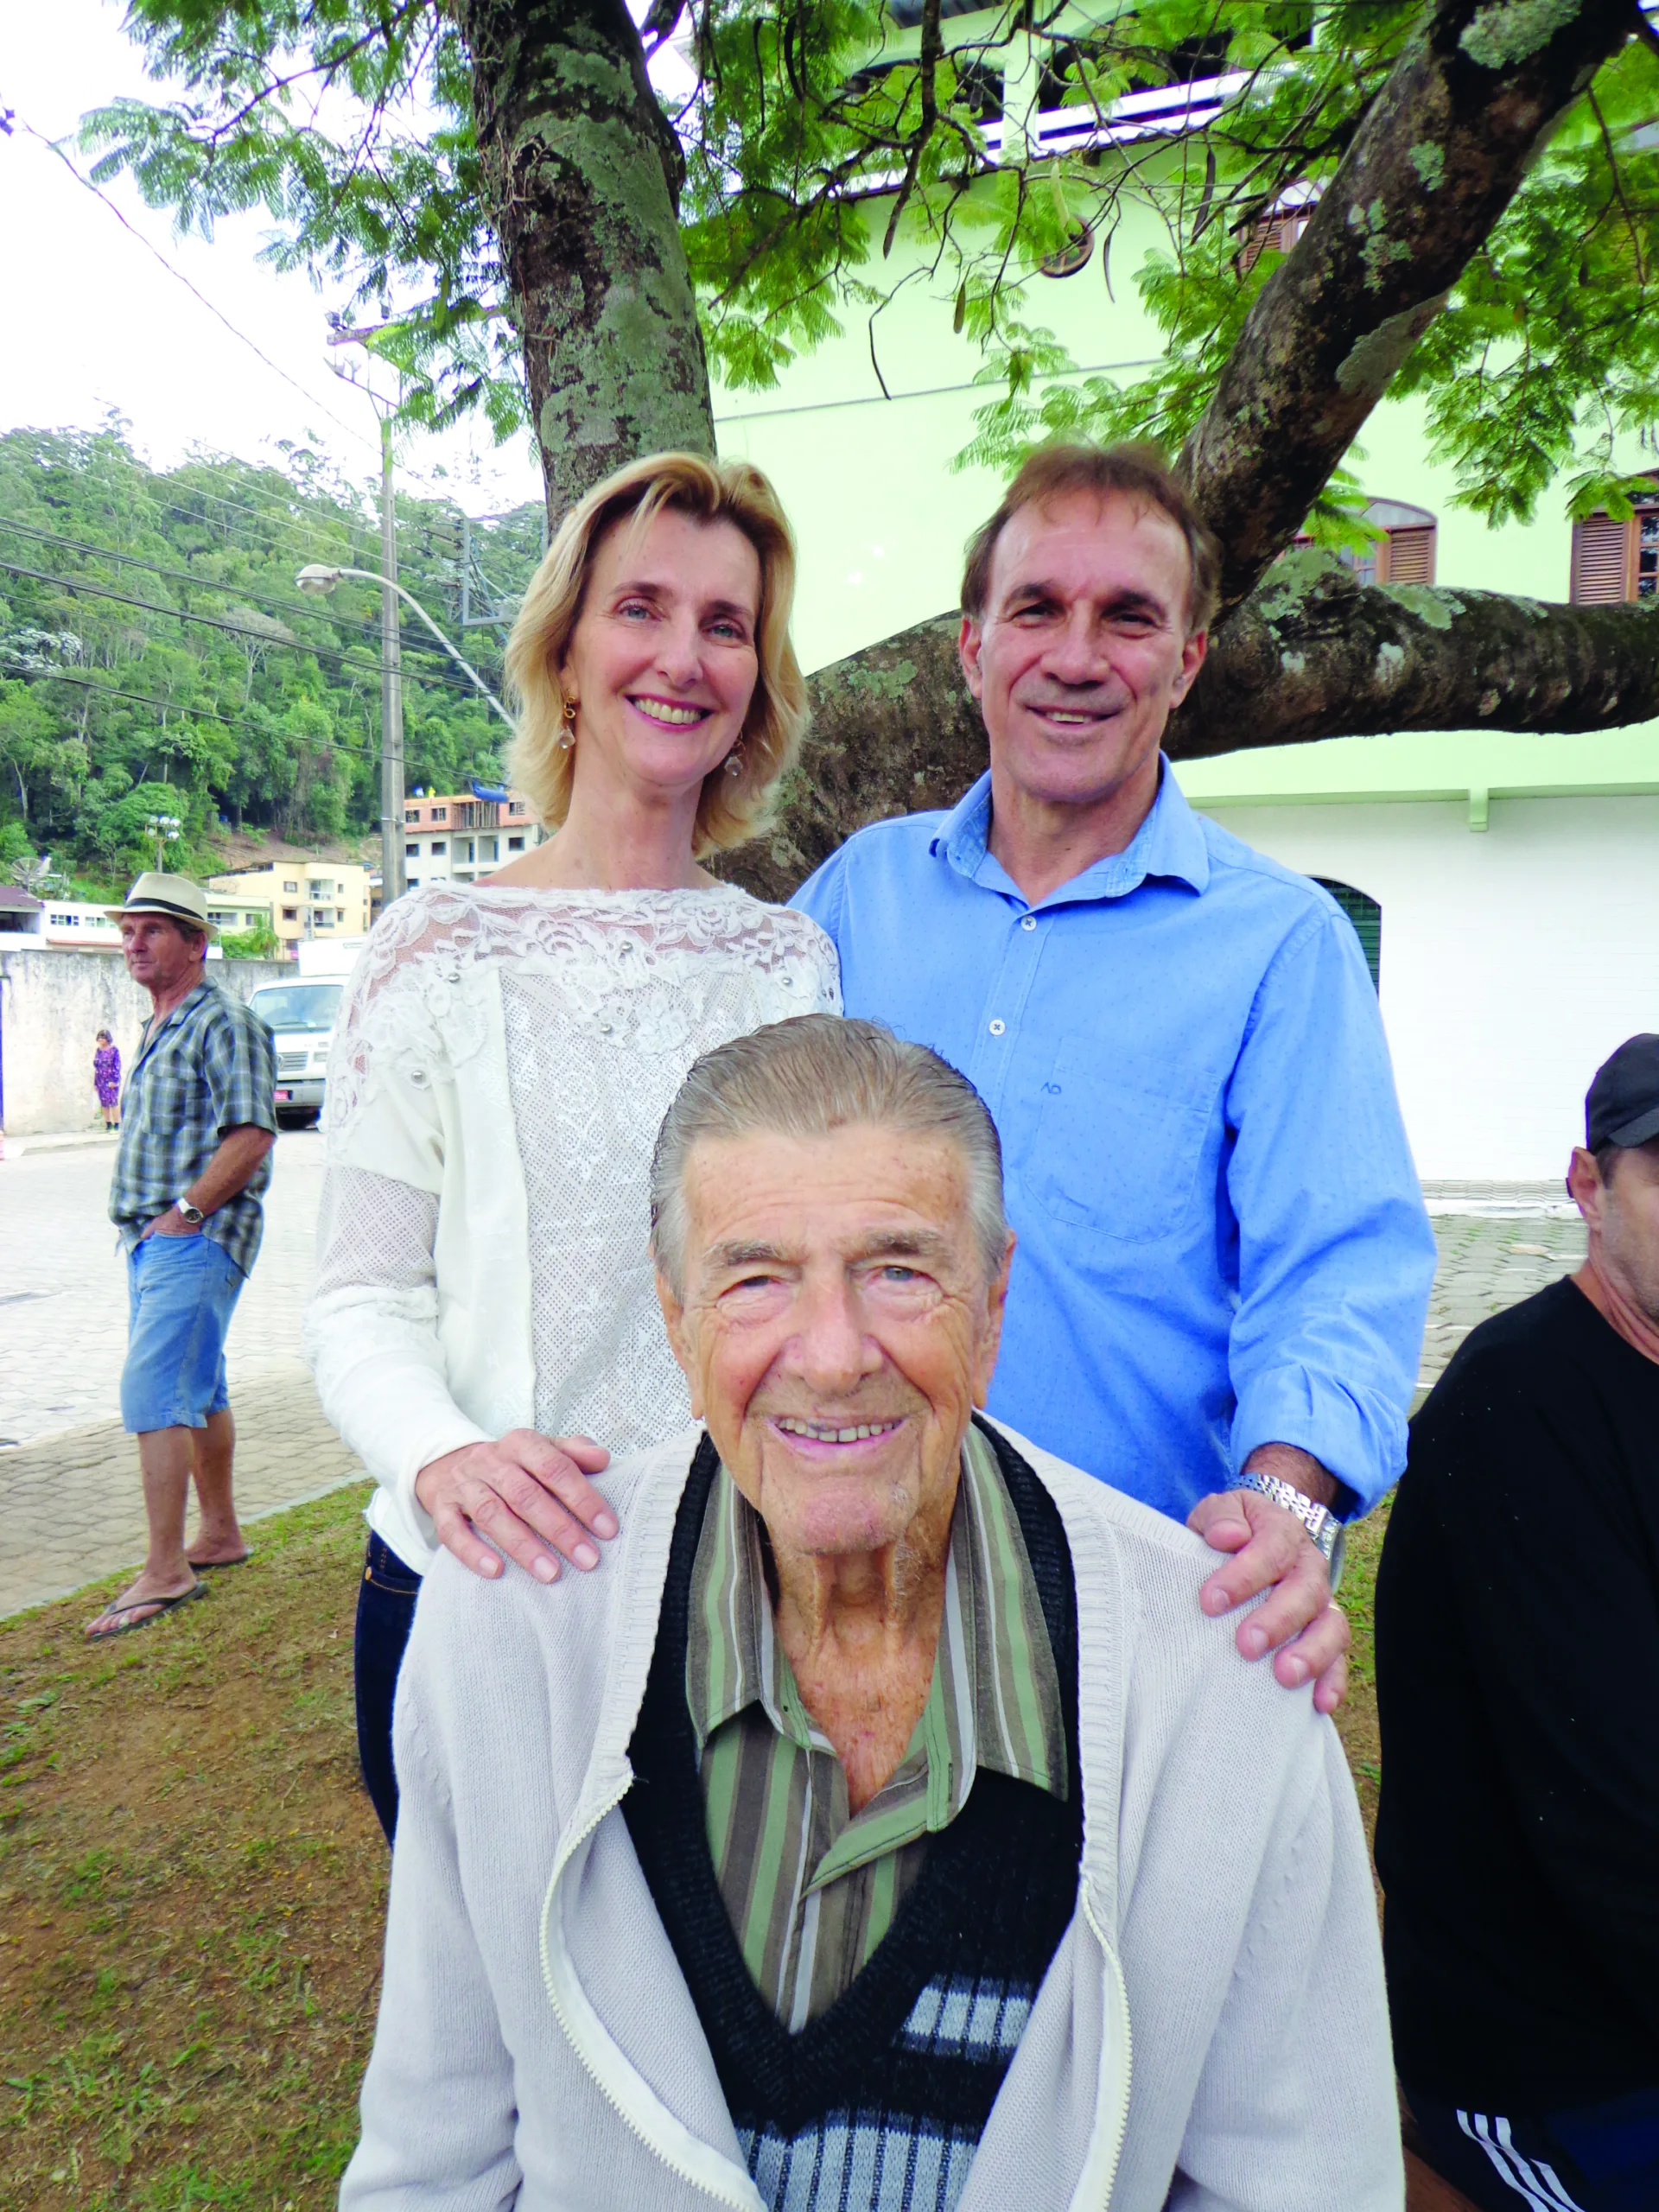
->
[[313, 1164, 438, 1300], [304, 1162, 491, 1524]]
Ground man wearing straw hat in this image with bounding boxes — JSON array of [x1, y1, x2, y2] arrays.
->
[[86, 873, 278, 1642]]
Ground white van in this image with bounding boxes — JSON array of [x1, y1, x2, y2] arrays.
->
[[248, 938, 365, 1127], [249, 978, 345, 1125]]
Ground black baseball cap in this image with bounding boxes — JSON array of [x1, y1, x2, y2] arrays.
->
[[1586, 1033, 1659, 1151]]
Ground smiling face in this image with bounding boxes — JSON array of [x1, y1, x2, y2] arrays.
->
[[557, 505, 762, 805], [658, 1122, 1013, 1562], [959, 488, 1207, 823]]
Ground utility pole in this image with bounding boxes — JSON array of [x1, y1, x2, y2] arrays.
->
[[378, 416, 405, 906]]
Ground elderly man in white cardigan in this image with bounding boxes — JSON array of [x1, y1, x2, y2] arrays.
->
[[342, 1016, 1400, 2212]]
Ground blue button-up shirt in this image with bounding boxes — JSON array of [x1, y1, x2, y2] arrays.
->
[[792, 764, 1435, 1520]]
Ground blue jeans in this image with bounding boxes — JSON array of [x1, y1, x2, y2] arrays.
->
[[353, 1533, 420, 1844], [120, 1232, 245, 1433], [1407, 2086, 1659, 2212]]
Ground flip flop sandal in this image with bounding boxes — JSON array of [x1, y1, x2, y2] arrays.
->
[[85, 1580, 208, 1643], [188, 1552, 252, 1572]]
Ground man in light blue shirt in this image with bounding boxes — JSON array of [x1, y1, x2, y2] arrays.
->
[[793, 442, 1436, 1707]]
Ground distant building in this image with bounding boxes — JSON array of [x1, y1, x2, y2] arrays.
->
[[207, 860, 372, 952], [38, 900, 124, 952], [402, 785, 545, 893], [0, 888, 44, 941], [204, 893, 276, 938]]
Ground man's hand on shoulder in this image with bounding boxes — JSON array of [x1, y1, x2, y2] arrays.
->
[[416, 1431, 617, 1585], [1188, 1444, 1351, 1714]]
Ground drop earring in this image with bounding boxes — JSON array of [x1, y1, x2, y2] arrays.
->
[[558, 694, 577, 751], [724, 741, 745, 779]]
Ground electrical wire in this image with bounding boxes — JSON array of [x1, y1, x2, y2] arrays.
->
[[0, 517, 493, 681], [26, 671, 395, 772], [0, 556, 488, 699], [16, 118, 384, 461]]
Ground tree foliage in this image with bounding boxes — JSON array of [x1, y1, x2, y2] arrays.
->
[[0, 422, 541, 886], [82, 0, 1659, 537]]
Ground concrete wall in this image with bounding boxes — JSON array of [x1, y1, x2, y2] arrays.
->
[[1200, 795, 1659, 1181], [0, 951, 288, 1136]]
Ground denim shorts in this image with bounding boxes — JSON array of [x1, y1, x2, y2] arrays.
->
[[120, 1231, 246, 1434]]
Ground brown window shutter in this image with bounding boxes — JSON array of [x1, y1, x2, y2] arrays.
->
[[1571, 513, 1634, 603], [1385, 526, 1436, 586]]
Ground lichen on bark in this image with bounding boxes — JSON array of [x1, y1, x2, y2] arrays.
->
[[454, 0, 716, 523]]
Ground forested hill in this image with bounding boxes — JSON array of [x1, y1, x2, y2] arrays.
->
[[0, 423, 544, 893]]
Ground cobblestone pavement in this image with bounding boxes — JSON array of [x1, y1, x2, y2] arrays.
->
[[0, 1128, 325, 1444], [0, 1373, 365, 1619], [0, 1128, 363, 1618], [0, 1144, 1587, 1618]]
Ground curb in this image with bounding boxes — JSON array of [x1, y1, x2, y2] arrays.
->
[[1, 1129, 122, 1160]]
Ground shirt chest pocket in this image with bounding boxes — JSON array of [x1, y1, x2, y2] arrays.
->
[[1031, 1039, 1214, 1245]]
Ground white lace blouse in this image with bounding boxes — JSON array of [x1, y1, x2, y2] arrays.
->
[[303, 882, 841, 1573]]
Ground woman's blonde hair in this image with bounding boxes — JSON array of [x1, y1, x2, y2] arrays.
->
[[505, 452, 807, 858]]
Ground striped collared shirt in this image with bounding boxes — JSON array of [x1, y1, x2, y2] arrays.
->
[[685, 1421, 1067, 2030], [108, 978, 277, 1277]]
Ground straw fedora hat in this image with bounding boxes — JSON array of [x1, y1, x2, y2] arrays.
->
[[106, 872, 218, 937]]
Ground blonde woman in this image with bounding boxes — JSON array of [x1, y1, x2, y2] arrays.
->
[[306, 454, 840, 1839]]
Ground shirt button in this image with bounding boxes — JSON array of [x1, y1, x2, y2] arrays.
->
[[1020, 915, 1037, 931], [988, 1019, 1006, 1036]]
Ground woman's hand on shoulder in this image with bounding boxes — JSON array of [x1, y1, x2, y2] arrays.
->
[[415, 1431, 618, 1583]]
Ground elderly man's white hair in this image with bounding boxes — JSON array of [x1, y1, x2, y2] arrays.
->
[[650, 1015, 1009, 1298]]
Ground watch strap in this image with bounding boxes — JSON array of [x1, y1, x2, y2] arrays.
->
[[1234, 1469, 1340, 1562]]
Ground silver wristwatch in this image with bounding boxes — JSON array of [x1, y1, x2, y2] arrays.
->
[[175, 1195, 206, 1225], [1235, 1471, 1346, 1594]]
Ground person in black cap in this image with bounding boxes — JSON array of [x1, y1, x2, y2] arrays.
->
[[1374, 1034, 1659, 2210]]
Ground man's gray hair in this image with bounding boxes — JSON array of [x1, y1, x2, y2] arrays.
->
[[650, 1015, 1008, 1296]]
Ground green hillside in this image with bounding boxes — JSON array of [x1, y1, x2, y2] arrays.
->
[[0, 423, 543, 894]]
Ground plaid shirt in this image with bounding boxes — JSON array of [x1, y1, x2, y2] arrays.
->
[[109, 977, 278, 1277], [687, 1421, 1067, 2030]]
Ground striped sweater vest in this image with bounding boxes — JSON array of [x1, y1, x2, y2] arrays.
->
[[623, 1423, 1084, 2212]]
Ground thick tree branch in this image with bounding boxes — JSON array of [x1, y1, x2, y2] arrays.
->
[[1181, 0, 1637, 615], [720, 578, 1659, 899]]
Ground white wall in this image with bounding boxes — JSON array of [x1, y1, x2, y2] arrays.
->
[[0, 950, 289, 1135], [1198, 795, 1659, 1181]]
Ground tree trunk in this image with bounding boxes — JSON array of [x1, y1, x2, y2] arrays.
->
[[454, 0, 717, 523], [1181, 0, 1636, 615], [719, 579, 1659, 899]]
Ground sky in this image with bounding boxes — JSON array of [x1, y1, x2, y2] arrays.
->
[[0, 0, 550, 515]]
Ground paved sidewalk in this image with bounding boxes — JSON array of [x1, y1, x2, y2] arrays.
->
[[0, 1370, 365, 1619], [0, 1154, 1588, 1618], [1420, 1189, 1585, 1404]]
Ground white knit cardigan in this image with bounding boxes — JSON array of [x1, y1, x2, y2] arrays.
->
[[340, 1421, 1403, 2212]]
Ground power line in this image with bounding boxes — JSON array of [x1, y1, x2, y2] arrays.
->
[[16, 118, 383, 461], [0, 516, 491, 680], [0, 555, 487, 699], [25, 670, 385, 766]]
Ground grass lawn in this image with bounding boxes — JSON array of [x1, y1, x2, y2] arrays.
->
[[0, 1485, 384, 2210], [0, 1479, 1392, 2207]]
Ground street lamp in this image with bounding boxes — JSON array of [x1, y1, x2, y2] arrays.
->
[[295, 566, 512, 728], [143, 812, 182, 871]]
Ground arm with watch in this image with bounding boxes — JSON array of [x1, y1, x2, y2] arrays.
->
[[141, 1123, 276, 1238], [1189, 1444, 1354, 1716]]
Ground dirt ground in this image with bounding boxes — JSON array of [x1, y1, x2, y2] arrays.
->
[[0, 1482, 1391, 2209]]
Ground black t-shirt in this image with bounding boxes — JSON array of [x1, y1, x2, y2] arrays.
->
[[1375, 1276, 1659, 2109]]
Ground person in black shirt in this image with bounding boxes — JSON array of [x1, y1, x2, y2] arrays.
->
[[1376, 1033, 1659, 2212]]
